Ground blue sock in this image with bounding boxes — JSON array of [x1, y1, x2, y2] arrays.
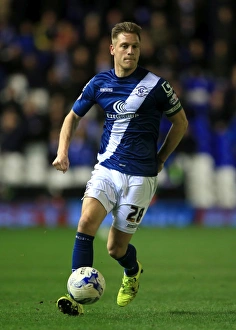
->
[[72, 232, 94, 272], [117, 244, 139, 276]]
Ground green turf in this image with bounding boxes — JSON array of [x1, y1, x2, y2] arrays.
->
[[1, 226, 236, 330]]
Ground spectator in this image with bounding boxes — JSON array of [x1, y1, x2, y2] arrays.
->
[[0, 106, 26, 152], [0, 1, 236, 202], [21, 53, 46, 88], [21, 98, 49, 145]]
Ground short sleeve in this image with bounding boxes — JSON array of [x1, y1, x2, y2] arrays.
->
[[156, 79, 183, 117], [72, 78, 96, 117]]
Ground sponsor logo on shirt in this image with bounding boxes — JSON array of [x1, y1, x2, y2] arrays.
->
[[107, 113, 139, 119], [113, 100, 126, 113], [108, 100, 139, 119]]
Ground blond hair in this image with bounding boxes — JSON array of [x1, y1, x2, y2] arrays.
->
[[111, 22, 142, 43]]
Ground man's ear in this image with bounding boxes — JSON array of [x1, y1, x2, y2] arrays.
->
[[110, 44, 114, 55]]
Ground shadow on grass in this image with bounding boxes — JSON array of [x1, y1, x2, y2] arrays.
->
[[168, 310, 236, 316], [89, 308, 236, 323]]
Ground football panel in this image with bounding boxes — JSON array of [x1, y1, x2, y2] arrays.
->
[[67, 267, 106, 305]]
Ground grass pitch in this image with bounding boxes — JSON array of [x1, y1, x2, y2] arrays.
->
[[1, 226, 236, 330]]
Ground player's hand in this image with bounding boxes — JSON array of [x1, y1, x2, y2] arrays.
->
[[52, 156, 70, 173]]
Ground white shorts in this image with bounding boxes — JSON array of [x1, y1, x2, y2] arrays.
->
[[84, 164, 158, 234]]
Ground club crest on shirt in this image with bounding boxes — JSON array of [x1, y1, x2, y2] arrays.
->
[[133, 85, 149, 97]]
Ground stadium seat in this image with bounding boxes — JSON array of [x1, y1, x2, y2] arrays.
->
[[47, 168, 75, 191], [1, 152, 26, 185], [24, 143, 48, 186], [184, 153, 216, 207], [72, 166, 93, 186], [215, 166, 236, 208]]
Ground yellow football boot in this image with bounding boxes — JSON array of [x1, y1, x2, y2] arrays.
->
[[117, 261, 143, 307]]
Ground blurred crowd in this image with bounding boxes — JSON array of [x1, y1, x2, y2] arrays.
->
[[0, 0, 236, 195]]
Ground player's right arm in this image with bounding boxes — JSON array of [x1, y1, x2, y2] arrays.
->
[[52, 110, 81, 173]]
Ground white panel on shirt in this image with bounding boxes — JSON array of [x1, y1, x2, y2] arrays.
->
[[98, 73, 160, 163]]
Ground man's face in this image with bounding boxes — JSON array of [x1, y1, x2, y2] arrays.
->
[[110, 32, 140, 76]]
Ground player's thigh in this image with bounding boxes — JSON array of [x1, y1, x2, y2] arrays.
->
[[77, 197, 107, 235], [84, 164, 116, 214]]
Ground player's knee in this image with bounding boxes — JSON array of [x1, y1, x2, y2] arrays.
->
[[77, 216, 97, 235], [107, 246, 119, 259], [107, 243, 125, 260]]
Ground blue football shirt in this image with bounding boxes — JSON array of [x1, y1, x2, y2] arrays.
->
[[72, 66, 182, 176]]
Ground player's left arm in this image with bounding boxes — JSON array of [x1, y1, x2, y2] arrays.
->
[[157, 108, 188, 173]]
